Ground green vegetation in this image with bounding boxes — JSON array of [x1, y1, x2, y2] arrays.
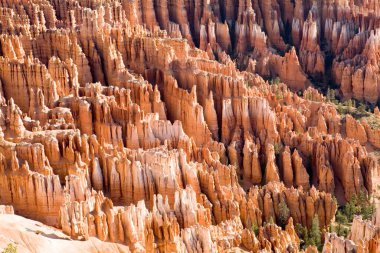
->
[[303, 91, 316, 101], [308, 216, 322, 251], [329, 191, 374, 237], [295, 223, 306, 243], [2, 244, 17, 253], [325, 92, 380, 129], [330, 211, 350, 237], [275, 89, 284, 100], [244, 81, 253, 89], [295, 216, 323, 251], [273, 142, 282, 155], [326, 88, 338, 104], [343, 191, 374, 221], [357, 103, 366, 114], [335, 210, 348, 224], [326, 93, 380, 124], [278, 200, 290, 228], [251, 223, 259, 236], [363, 114, 380, 129], [269, 76, 281, 85], [324, 88, 377, 120], [334, 99, 358, 115]]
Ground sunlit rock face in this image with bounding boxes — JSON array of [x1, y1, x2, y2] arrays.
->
[[0, 0, 380, 252]]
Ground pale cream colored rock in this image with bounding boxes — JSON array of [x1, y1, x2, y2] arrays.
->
[[0, 1, 378, 252]]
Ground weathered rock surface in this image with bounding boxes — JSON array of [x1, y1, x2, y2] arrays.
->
[[323, 215, 380, 253], [0, 1, 379, 252]]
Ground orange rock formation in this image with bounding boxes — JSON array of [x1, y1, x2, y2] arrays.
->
[[0, 0, 379, 252]]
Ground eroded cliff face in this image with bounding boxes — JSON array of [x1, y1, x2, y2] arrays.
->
[[323, 215, 380, 253], [0, 0, 379, 252], [82, 0, 380, 104]]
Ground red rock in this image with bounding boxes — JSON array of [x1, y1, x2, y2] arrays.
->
[[0, 1, 378, 252]]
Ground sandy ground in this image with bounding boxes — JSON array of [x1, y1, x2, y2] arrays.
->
[[0, 214, 130, 253]]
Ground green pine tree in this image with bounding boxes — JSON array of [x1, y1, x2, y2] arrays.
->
[[306, 216, 322, 251], [278, 200, 290, 228]]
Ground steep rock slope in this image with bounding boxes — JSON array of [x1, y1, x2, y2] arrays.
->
[[0, 0, 379, 252]]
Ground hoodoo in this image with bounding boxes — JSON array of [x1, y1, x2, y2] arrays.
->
[[0, 0, 379, 252]]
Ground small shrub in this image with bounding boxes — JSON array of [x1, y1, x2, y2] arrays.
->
[[307, 216, 322, 251], [337, 224, 350, 237], [364, 116, 380, 129], [337, 103, 345, 114], [295, 223, 308, 249], [357, 103, 367, 114], [273, 143, 281, 155], [270, 77, 281, 85], [251, 223, 259, 236], [344, 99, 356, 113], [343, 191, 374, 221], [295, 217, 322, 251], [275, 89, 283, 100], [2, 244, 17, 253], [327, 88, 338, 104], [278, 200, 290, 228], [335, 211, 348, 225]]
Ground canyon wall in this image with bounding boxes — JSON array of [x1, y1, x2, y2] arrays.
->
[[0, 0, 379, 252]]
